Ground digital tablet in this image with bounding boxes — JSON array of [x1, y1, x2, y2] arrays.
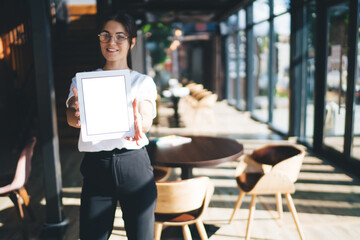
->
[[76, 69, 134, 142]]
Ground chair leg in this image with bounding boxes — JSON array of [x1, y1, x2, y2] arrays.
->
[[285, 193, 305, 240], [276, 193, 283, 220], [18, 187, 35, 220], [9, 191, 30, 239], [154, 222, 163, 240], [229, 191, 246, 224], [182, 224, 192, 240], [9, 191, 25, 219], [245, 194, 256, 240], [18, 187, 29, 206], [196, 220, 208, 240]]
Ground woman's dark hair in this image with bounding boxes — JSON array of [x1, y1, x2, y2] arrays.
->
[[100, 12, 137, 69]]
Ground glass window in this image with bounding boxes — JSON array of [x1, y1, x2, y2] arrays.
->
[[323, 3, 349, 153], [253, 21, 270, 121], [302, 1, 316, 145], [227, 34, 237, 105], [272, 13, 290, 132], [274, 0, 291, 15], [228, 14, 238, 33], [253, 0, 270, 23], [238, 30, 247, 109], [238, 9, 246, 29]]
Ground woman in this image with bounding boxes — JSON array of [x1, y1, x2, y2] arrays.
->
[[66, 12, 157, 240]]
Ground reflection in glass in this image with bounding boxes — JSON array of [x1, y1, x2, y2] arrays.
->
[[352, 22, 360, 160], [302, 1, 316, 145], [253, 22, 270, 121], [253, 0, 270, 23], [272, 13, 290, 132], [323, 3, 349, 153], [274, 0, 290, 15], [227, 34, 237, 105]]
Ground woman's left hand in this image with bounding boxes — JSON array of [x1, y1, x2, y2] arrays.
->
[[125, 98, 143, 146]]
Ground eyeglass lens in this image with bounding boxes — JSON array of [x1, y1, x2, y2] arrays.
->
[[99, 33, 127, 43]]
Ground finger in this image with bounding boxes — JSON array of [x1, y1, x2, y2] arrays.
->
[[74, 101, 79, 111], [75, 111, 80, 117], [134, 127, 142, 140], [132, 98, 138, 111], [72, 88, 78, 99], [133, 99, 140, 119], [125, 136, 135, 141]]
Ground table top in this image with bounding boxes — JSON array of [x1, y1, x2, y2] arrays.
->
[[147, 135, 244, 168]]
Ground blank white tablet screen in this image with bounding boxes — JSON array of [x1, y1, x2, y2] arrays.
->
[[81, 75, 130, 136]]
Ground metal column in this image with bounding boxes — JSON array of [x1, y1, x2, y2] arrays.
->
[[344, 0, 360, 162], [289, 1, 305, 137], [29, 0, 67, 233]]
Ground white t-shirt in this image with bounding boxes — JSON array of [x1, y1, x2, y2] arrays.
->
[[66, 69, 157, 152]]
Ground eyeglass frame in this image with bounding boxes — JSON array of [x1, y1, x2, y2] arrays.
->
[[97, 32, 130, 44]]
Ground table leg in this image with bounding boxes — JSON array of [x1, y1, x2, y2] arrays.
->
[[171, 96, 180, 127], [181, 167, 193, 179]]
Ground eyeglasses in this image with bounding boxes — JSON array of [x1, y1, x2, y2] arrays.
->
[[98, 32, 129, 43]]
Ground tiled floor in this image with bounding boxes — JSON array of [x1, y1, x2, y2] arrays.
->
[[1, 100, 360, 239]]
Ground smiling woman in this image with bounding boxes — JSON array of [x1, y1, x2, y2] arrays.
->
[[99, 14, 138, 71], [99, 19, 136, 69], [65, 12, 158, 240]]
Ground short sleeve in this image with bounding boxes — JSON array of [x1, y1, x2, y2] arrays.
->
[[66, 76, 77, 108], [137, 76, 157, 118]]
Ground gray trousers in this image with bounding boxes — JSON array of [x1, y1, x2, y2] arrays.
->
[[79, 147, 157, 240]]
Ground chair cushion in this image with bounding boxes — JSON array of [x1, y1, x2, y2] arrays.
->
[[252, 146, 301, 166], [153, 168, 168, 182], [155, 208, 201, 222], [236, 173, 264, 192]]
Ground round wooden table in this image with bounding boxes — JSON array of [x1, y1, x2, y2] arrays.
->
[[146, 135, 244, 179]]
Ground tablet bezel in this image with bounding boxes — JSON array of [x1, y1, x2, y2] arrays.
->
[[76, 69, 134, 142]]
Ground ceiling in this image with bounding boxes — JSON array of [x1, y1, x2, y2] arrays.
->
[[111, 0, 252, 24]]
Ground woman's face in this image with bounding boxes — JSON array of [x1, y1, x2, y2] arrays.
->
[[99, 20, 132, 65]]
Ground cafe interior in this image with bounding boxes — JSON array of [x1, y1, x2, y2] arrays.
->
[[0, 0, 360, 239]]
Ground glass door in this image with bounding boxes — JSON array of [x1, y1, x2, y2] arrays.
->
[[272, 12, 291, 133], [300, 1, 316, 146], [322, 2, 349, 153], [253, 21, 270, 122], [352, 13, 360, 161]]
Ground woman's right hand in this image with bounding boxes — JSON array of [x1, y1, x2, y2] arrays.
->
[[66, 87, 81, 128]]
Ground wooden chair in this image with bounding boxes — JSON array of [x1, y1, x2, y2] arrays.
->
[[187, 83, 204, 95], [192, 89, 211, 101], [0, 137, 37, 221], [229, 145, 306, 240], [155, 176, 214, 240], [192, 93, 218, 125]]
